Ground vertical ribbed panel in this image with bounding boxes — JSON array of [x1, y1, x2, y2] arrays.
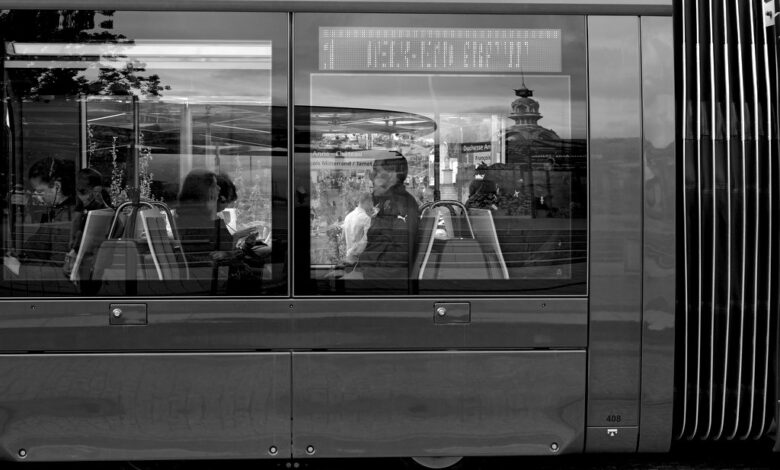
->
[[675, 0, 778, 441]]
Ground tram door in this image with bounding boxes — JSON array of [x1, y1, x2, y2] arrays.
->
[[290, 13, 590, 458]]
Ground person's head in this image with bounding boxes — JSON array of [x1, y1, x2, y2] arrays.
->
[[357, 192, 373, 212], [28, 157, 75, 205], [369, 152, 408, 196], [216, 173, 237, 212], [75, 168, 106, 206], [178, 169, 218, 212]]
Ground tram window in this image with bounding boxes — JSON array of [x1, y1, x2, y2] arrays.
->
[[0, 11, 288, 297], [294, 14, 587, 296]]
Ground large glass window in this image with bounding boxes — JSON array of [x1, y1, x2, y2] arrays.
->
[[0, 11, 288, 296], [294, 14, 587, 295]]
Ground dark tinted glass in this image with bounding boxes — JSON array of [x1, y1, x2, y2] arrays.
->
[[0, 11, 288, 297], [294, 14, 587, 296]]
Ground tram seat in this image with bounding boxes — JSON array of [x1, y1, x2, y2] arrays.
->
[[415, 202, 507, 280], [91, 208, 189, 283]]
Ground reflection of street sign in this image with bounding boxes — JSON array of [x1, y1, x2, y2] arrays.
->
[[460, 142, 492, 154]]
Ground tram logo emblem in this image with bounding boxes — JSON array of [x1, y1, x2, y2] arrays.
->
[[607, 428, 618, 437]]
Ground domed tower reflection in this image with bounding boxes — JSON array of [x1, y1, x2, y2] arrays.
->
[[506, 79, 562, 159], [505, 80, 561, 217]]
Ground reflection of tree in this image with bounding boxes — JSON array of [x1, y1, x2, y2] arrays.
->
[[2, 10, 172, 207], [0, 10, 169, 99]]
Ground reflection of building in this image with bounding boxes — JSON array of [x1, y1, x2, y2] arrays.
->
[[505, 80, 562, 161]]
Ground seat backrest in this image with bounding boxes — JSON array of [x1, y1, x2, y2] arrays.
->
[[413, 208, 438, 280], [140, 209, 188, 280], [423, 238, 491, 280], [467, 208, 509, 280]]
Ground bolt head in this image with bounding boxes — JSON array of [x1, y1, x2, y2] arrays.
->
[[269, 445, 278, 455], [550, 442, 559, 452], [437, 307, 447, 317], [18, 449, 26, 458], [112, 308, 122, 318], [306, 445, 315, 454]]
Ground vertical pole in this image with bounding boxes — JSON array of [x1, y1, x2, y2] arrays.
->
[[132, 95, 140, 202]]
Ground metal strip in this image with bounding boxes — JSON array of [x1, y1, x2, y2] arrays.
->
[[0, 0, 676, 15], [757, 0, 773, 438], [688, 0, 704, 439], [727, 0, 748, 440], [741, 0, 760, 440], [677, 0, 690, 440], [703, 0, 718, 440], [713, 0, 732, 440]]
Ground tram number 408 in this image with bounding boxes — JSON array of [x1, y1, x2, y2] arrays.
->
[[606, 415, 622, 423]]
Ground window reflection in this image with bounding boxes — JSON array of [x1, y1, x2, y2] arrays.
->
[[297, 15, 587, 295], [0, 10, 286, 297]]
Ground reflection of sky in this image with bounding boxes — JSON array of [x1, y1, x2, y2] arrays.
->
[[108, 11, 275, 41], [149, 68, 271, 100], [75, 11, 275, 101], [76, 67, 271, 101], [311, 74, 572, 139], [641, 18, 674, 149]]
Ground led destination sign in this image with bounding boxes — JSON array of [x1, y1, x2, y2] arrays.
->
[[320, 27, 562, 72]]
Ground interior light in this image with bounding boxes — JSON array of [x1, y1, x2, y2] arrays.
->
[[7, 40, 271, 58]]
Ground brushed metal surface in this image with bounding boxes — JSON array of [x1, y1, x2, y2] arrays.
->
[[587, 16, 643, 432], [291, 350, 586, 458], [0, 298, 585, 351], [638, 16, 675, 453], [0, 353, 292, 461]]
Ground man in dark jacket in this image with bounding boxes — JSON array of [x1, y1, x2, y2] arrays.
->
[[359, 153, 419, 280]]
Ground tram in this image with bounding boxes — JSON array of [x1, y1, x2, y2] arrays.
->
[[0, 0, 775, 466]]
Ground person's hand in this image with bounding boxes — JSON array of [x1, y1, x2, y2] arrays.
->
[[62, 249, 77, 276], [211, 250, 241, 262]]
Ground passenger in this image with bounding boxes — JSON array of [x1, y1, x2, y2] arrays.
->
[[465, 163, 499, 211], [176, 169, 236, 270], [19, 157, 77, 270], [358, 153, 419, 279], [63, 168, 111, 278], [342, 192, 375, 264], [216, 173, 237, 212]]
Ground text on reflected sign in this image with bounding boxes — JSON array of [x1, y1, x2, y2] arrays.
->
[[319, 27, 562, 72]]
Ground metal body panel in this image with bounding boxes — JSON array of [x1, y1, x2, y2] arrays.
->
[[0, 1, 673, 15], [0, 298, 585, 351], [586, 16, 643, 438], [0, 353, 292, 461], [638, 16, 675, 452], [291, 351, 586, 458]]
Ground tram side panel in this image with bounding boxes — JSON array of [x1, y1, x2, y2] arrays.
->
[[586, 16, 644, 452]]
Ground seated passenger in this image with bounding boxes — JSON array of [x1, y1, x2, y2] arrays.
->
[[216, 172, 238, 232], [465, 163, 499, 211], [17, 158, 77, 273], [64, 168, 111, 279], [358, 153, 419, 279], [343, 192, 375, 265], [176, 169, 236, 266]]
